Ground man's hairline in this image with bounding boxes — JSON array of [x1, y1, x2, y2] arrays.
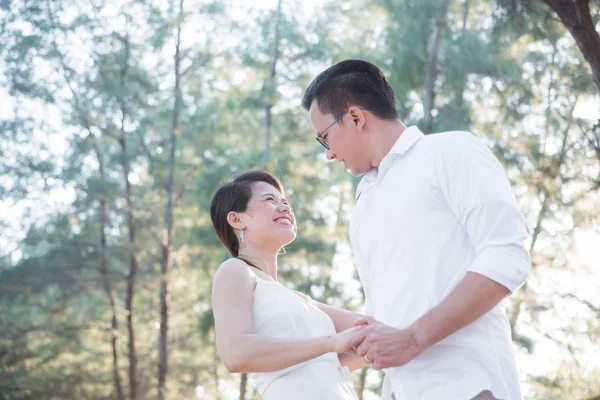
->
[[309, 98, 365, 118]]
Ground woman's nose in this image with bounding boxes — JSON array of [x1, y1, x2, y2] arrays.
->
[[326, 149, 336, 160]]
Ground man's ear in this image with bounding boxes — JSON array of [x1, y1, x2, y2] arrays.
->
[[348, 106, 366, 132], [227, 211, 245, 231]]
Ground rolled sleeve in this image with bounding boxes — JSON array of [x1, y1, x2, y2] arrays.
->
[[436, 132, 532, 292], [463, 201, 531, 291]]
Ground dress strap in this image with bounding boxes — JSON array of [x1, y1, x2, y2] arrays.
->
[[236, 257, 261, 270], [236, 257, 279, 284]]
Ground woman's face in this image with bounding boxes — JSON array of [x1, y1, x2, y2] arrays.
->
[[240, 181, 296, 247]]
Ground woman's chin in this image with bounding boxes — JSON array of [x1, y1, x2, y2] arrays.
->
[[274, 231, 296, 248]]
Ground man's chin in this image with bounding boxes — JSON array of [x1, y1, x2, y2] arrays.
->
[[349, 167, 367, 177], [340, 160, 367, 176]]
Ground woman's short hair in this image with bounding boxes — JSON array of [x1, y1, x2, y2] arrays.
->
[[210, 170, 284, 256]]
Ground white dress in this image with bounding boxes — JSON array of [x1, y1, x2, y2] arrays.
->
[[251, 278, 358, 400]]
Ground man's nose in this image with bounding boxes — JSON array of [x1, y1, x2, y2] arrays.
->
[[326, 149, 336, 160]]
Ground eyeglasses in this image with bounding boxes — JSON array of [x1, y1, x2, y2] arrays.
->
[[315, 108, 365, 150]]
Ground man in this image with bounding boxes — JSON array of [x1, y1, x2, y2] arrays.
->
[[302, 60, 531, 400]]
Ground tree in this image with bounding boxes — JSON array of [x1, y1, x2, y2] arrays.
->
[[156, 0, 183, 398], [495, 0, 600, 93], [476, 15, 600, 396], [1, 0, 599, 399]]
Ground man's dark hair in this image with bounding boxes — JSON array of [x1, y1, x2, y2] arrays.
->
[[301, 59, 399, 120]]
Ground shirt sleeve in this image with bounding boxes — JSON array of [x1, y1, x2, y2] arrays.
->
[[435, 131, 531, 292]]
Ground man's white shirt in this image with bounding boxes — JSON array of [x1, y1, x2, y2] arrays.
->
[[350, 126, 531, 400]]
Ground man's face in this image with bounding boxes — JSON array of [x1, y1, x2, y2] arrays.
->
[[308, 102, 370, 176]]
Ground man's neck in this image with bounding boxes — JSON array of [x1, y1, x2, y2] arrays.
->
[[371, 119, 406, 168]]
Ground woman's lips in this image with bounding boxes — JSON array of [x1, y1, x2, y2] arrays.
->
[[274, 217, 293, 225]]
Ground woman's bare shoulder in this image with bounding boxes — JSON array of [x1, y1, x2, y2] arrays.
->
[[213, 258, 256, 287]]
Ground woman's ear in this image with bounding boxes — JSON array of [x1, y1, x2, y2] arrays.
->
[[227, 211, 245, 230]]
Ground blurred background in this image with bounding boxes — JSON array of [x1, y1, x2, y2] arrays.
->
[[1, 0, 599, 399]]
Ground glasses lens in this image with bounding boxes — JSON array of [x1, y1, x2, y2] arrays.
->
[[316, 136, 329, 150]]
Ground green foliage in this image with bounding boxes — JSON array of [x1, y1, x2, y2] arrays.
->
[[0, 0, 599, 399]]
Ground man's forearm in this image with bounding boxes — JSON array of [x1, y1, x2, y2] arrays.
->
[[410, 272, 510, 351]]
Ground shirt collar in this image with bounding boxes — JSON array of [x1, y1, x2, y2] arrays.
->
[[386, 125, 424, 157], [355, 126, 424, 200]]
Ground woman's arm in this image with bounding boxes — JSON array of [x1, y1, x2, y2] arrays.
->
[[338, 352, 370, 372], [212, 259, 359, 373], [315, 301, 370, 371], [315, 301, 362, 332]]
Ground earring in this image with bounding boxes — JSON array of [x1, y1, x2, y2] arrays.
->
[[240, 229, 244, 244], [278, 247, 286, 255]]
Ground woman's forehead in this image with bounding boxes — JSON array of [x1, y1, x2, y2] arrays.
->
[[251, 181, 284, 197]]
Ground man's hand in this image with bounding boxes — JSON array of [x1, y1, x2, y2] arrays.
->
[[350, 316, 424, 370], [349, 273, 511, 371]]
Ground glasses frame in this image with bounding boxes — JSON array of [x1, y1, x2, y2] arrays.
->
[[315, 108, 365, 150]]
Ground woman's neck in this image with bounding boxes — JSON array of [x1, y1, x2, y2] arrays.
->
[[237, 246, 278, 281]]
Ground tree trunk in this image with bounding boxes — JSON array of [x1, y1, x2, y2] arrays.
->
[[509, 190, 547, 333], [157, 1, 183, 398], [422, 0, 451, 134], [239, 373, 248, 400], [357, 367, 368, 400], [116, 34, 139, 400], [212, 351, 222, 400], [263, 0, 283, 160], [46, 9, 125, 397], [542, 0, 600, 93], [95, 138, 126, 400], [509, 90, 571, 334], [356, 259, 369, 400], [462, 0, 470, 32]]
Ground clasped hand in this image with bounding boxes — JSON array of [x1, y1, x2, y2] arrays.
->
[[349, 316, 423, 370]]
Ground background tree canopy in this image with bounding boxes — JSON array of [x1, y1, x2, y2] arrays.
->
[[0, 0, 599, 399]]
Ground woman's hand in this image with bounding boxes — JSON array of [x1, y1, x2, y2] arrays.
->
[[329, 326, 365, 353]]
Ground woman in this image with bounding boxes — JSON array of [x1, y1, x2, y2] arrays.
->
[[210, 170, 368, 399]]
